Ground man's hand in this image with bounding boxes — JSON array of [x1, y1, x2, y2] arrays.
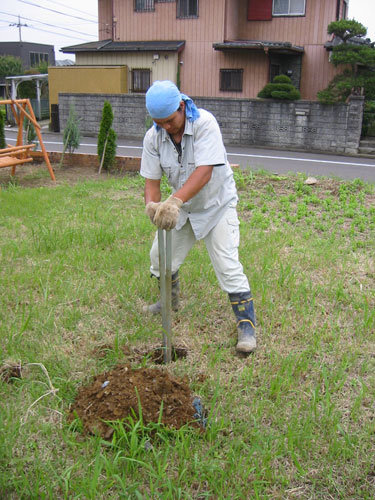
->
[[145, 201, 161, 224], [154, 196, 183, 230]]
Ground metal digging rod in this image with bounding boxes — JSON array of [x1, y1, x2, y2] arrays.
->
[[158, 228, 172, 363]]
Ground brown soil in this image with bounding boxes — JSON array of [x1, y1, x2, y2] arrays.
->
[[0, 361, 22, 383], [68, 364, 200, 440]]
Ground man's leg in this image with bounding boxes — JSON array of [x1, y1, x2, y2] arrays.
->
[[204, 206, 256, 352], [144, 221, 196, 314]]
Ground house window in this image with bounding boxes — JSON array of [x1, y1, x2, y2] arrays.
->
[[134, 0, 154, 12], [30, 52, 49, 67], [177, 0, 198, 18], [273, 0, 305, 16], [220, 69, 243, 92], [342, 0, 348, 19], [132, 69, 151, 93]]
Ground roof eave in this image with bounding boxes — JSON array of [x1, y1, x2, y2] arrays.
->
[[61, 40, 185, 54], [213, 41, 304, 54]]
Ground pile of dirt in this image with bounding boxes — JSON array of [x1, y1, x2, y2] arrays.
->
[[68, 364, 200, 439]]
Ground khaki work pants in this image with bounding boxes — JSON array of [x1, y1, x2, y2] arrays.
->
[[149, 206, 250, 294]]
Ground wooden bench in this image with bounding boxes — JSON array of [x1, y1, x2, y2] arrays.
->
[[0, 144, 36, 171]]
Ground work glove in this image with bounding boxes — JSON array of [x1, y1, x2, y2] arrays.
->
[[153, 195, 183, 230], [145, 201, 161, 224]]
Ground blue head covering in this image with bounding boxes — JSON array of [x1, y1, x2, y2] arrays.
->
[[145, 80, 200, 124]]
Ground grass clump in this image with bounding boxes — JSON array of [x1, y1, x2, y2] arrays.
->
[[0, 167, 375, 498]]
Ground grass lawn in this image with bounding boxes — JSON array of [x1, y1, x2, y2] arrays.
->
[[1, 164, 375, 499]]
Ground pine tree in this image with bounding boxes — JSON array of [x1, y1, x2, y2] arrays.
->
[[257, 75, 301, 100], [97, 101, 117, 172], [317, 19, 375, 103]]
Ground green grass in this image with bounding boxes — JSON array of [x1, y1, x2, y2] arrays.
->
[[1, 168, 375, 499]]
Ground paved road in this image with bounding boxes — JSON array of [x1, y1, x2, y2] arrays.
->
[[5, 126, 375, 183]]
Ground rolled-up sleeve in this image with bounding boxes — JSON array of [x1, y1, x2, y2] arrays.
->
[[193, 113, 226, 167]]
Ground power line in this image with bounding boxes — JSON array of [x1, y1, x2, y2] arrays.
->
[[1, 11, 93, 42], [0, 11, 97, 37], [17, 0, 98, 24], [46, 0, 97, 20], [27, 25, 90, 41]]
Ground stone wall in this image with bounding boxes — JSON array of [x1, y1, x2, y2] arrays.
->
[[59, 93, 364, 155]]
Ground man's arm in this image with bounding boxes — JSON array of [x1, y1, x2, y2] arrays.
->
[[173, 165, 214, 203], [144, 178, 162, 224], [144, 178, 161, 204]]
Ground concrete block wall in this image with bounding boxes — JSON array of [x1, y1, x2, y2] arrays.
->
[[59, 93, 364, 155]]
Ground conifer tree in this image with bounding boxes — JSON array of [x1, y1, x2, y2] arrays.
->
[[63, 103, 81, 153], [97, 101, 117, 172], [59, 103, 81, 167], [317, 19, 375, 103], [24, 118, 39, 150]]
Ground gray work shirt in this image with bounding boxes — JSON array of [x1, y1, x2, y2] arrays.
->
[[140, 108, 238, 240]]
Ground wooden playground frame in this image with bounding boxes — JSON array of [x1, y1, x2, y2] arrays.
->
[[0, 99, 56, 181]]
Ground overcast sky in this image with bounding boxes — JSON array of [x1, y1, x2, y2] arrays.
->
[[0, 0, 374, 62], [0, 0, 98, 60]]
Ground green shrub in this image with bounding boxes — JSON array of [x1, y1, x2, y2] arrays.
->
[[97, 101, 117, 171], [362, 100, 375, 136], [273, 75, 292, 84], [101, 128, 117, 170], [317, 19, 375, 106], [145, 114, 153, 131], [0, 55, 23, 80], [63, 104, 81, 154], [24, 119, 38, 149], [257, 75, 301, 100]]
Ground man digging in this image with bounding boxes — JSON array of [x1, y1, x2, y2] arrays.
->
[[140, 80, 257, 353]]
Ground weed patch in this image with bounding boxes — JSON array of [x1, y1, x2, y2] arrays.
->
[[1, 165, 375, 498]]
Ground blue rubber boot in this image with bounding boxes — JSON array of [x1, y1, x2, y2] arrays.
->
[[229, 291, 256, 352]]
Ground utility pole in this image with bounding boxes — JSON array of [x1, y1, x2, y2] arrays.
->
[[9, 16, 29, 42]]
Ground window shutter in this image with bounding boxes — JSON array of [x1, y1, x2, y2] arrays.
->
[[248, 0, 272, 21]]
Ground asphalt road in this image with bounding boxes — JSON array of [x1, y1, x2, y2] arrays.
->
[[5, 125, 375, 183]]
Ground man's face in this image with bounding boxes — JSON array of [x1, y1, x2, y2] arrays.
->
[[153, 101, 185, 136]]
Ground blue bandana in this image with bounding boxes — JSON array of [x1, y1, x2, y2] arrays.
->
[[145, 80, 200, 126]]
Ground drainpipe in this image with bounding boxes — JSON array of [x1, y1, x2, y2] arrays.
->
[[223, 0, 227, 41], [112, 0, 115, 40], [336, 0, 340, 20]]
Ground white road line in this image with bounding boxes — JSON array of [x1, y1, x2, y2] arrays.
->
[[6, 136, 142, 149], [6, 136, 375, 168], [227, 152, 375, 168]]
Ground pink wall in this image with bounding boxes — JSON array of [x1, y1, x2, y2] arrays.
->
[[97, 0, 343, 100]]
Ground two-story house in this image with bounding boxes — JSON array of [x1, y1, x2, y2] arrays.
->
[[59, 0, 348, 101]]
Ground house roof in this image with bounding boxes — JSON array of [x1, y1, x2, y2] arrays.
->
[[61, 39, 185, 54], [324, 35, 375, 50], [55, 59, 75, 66], [213, 40, 304, 55]]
